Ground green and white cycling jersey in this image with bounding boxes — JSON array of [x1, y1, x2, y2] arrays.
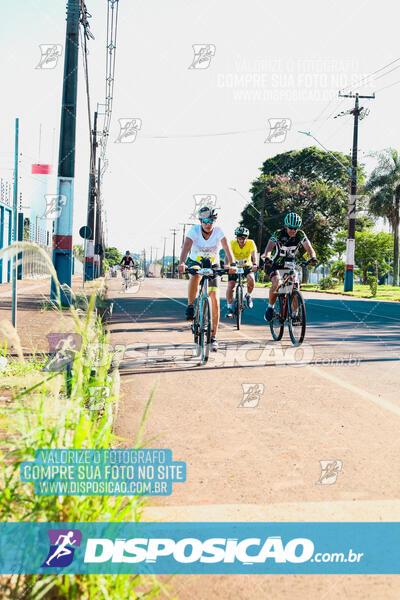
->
[[269, 228, 308, 266]]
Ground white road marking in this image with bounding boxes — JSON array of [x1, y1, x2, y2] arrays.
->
[[309, 365, 400, 416]]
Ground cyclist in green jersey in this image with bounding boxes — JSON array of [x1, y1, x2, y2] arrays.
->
[[263, 213, 317, 321]]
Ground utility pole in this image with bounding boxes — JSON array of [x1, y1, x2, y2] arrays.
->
[[12, 118, 19, 328], [338, 90, 375, 291], [143, 248, 147, 276], [94, 157, 102, 277], [85, 110, 97, 281], [179, 222, 195, 247], [170, 228, 179, 279], [257, 186, 266, 252], [161, 236, 167, 278], [51, 0, 80, 305]]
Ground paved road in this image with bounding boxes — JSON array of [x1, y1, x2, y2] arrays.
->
[[108, 276, 400, 600]]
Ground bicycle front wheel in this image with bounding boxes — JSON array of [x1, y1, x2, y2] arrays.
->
[[288, 290, 306, 345], [192, 299, 201, 357], [199, 297, 212, 363], [270, 296, 284, 341], [235, 284, 243, 330]]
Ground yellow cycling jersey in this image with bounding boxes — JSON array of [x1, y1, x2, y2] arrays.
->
[[230, 239, 257, 266]]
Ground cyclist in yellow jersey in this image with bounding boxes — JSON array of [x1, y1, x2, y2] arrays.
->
[[225, 226, 258, 318]]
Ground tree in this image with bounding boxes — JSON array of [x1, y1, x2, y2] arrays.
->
[[104, 247, 123, 266], [334, 230, 393, 284], [258, 146, 365, 190], [73, 244, 84, 261], [365, 148, 400, 285], [241, 174, 347, 262]]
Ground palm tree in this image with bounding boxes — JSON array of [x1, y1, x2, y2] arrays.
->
[[365, 148, 400, 285]]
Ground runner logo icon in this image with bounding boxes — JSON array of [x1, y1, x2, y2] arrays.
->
[[41, 529, 82, 567]]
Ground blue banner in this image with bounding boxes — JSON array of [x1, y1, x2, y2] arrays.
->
[[0, 522, 398, 574]]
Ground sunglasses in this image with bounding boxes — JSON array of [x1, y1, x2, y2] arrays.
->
[[287, 226, 299, 231], [201, 218, 214, 224]]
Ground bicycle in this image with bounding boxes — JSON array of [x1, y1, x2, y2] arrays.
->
[[120, 267, 133, 292], [187, 258, 228, 364], [267, 258, 316, 346], [232, 265, 255, 330]]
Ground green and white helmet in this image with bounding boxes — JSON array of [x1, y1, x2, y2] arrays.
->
[[235, 226, 249, 237], [284, 213, 302, 228]]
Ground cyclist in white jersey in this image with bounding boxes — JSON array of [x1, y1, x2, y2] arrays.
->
[[178, 206, 236, 352]]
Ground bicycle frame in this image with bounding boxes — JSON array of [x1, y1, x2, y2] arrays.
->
[[268, 259, 314, 346]]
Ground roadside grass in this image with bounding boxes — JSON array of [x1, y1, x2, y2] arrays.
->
[[300, 283, 400, 301], [255, 278, 400, 301], [0, 243, 173, 600]]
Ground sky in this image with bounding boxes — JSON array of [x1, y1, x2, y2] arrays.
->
[[1, 0, 400, 259]]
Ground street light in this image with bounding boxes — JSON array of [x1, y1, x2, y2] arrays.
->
[[228, 185, 267, 250], [298, 131, 352, 174], [228, 187, 261, 216]]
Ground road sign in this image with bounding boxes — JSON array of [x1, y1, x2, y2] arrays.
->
[[79, 225, 92, 239]]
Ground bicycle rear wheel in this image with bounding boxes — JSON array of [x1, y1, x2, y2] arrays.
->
[[235, 283, 243, 330], [199, 297, 212, 363], [288, 290, 306, 345], [270, 295, 284, 341]]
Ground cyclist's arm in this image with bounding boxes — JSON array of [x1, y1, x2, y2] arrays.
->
[[263, 239, 275, 260], [250, 249, 258, 270], [302, 239, 317, 260], [178, 237, 193, 271], [221, 237, 237, 273], [221, 237, 235, 265]]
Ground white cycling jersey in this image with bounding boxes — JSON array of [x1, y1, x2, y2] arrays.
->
[[187, 225, 225, 263]]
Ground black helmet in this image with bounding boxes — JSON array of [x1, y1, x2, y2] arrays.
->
[[198, 206, 218, 219], [125, 250, 130, 254]]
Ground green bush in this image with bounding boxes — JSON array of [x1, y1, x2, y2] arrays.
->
[[257, 269, 266, 284], [319, 275, 337, 290], [0, 244, 165, 600], [330, 260, 345, 283], [368, 275, 378, 297]]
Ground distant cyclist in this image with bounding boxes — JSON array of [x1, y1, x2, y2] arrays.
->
[[225, 226, 258, 318], [263, 213, 317, 322], [178, 206, 236, 352], [120, 250, 135, 268]]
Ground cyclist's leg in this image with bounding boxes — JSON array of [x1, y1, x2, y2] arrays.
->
[[209, 289, 219, 337], [269, 272, 280, 306], [226, 278, 235, 305], [209, 274, 220, 338], [188, 274, 201, 305], [291, 271, 300, 313], [246, 272, 255, 294], [265, 271, 280, 321]]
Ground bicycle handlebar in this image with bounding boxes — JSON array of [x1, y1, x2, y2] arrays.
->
[[187, 266, 230, 277], [265, 257, 318, 271]]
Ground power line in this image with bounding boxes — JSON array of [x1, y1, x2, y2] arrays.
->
[[339, 56, 400, 94], [98, 0, 119, 170], [375, 78, 400, 94], [79, 24, 95, 173]]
